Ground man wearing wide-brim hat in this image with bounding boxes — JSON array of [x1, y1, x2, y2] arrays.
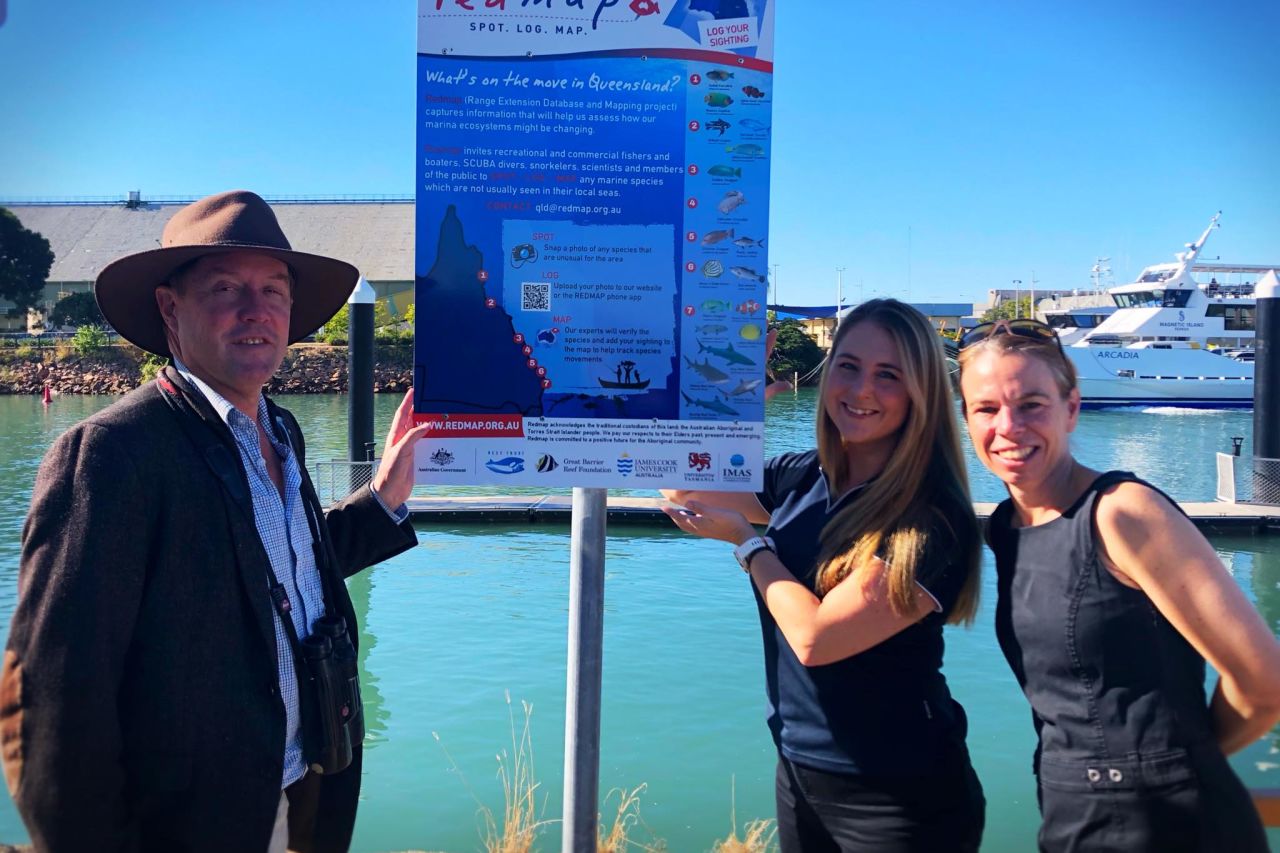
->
[[3, 191, 428, 853]]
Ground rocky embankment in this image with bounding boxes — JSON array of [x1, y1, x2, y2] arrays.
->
[[0, 344, 414, 395]]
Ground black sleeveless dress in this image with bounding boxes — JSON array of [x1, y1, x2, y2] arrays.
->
[[987, 471, 1268, 852]]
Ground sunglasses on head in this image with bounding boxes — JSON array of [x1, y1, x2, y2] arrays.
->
[[959, 318, 1063, 352]]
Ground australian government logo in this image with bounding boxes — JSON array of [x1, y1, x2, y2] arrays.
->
[[723, 453, 753, 484], [426, 446, 469, 474], [684, 450, 715, 483]]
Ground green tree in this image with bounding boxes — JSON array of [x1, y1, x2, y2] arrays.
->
[[70, 324, 109, 357], [0, 208, 54, 312], [318, 304, 349, 344], [769, 318, 825, 382], [980, 296, 1033, 323], [50, 291, 105, 329]]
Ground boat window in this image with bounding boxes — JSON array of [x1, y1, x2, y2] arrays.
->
[[1138, 269, 1175, 283], [1226, 306, 1254, 332], [1206, 304, 1226, 317], [1112, 289, 1191, 308], [1046, 315, 1074, 329]]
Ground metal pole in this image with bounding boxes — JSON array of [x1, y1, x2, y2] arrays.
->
[[348, 275, 375, 495], [561, 486, 606, 852], [1011, 280, 1022, 319], [1253, 270, 1280, 503]]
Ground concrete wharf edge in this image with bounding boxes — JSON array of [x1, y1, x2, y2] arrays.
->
[[405, 496, 1280, 534]]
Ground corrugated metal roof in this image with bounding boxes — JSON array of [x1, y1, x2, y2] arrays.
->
[[5, 201, 415, 283]]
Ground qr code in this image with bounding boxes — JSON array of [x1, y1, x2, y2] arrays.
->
[[521, 282, 551, 312]]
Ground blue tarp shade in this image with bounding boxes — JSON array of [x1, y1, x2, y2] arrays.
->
[[769, 303, 973, 319]]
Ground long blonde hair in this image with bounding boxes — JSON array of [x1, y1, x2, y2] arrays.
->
[[814, 299, 980, 624]]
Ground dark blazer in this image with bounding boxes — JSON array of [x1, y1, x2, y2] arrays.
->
[[1, 367, 417, 852]]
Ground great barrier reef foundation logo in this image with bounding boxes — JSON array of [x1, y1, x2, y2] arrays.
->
[[429, 448, 455, 467], [485, 455, 525, 475], [536, 454, 559, 473], [723, 452, 752, 483], [616, 453, 634, 476]]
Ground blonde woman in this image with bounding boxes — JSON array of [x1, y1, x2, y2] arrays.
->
[[958, 320, 1280, 852], [664, 299, 984, 852]]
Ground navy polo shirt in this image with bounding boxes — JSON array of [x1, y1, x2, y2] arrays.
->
[[755, 450, 973, 776]]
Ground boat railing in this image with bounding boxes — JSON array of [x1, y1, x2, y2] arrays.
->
[[312, 459, 377, 505], [1215, 453, 1280, 506]]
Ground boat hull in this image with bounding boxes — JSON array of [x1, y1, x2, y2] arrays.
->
[[1066, 346, 1254, 409]]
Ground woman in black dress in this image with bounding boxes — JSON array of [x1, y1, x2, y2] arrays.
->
[[665, 299, 985, 852], [957, 320, 1280, 852]]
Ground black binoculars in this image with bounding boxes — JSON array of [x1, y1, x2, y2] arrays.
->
[[299, 615, 364, 775]]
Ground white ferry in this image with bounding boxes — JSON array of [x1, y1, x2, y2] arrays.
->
[[1066, 214, 1275, 409]]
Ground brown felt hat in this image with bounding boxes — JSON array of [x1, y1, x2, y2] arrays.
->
[[95, 190, 358, 357]]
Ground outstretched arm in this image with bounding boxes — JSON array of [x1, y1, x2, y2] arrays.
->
[[1096, 482, 1280, 754], [663, 500, 934, 666]]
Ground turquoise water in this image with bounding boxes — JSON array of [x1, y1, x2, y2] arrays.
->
[[0, 392, 1275, 851]]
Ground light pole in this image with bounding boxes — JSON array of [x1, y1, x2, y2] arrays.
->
[[769, 263, 780, 308], [836, 267, 846, 348], [1011, 279, 1023, 319]]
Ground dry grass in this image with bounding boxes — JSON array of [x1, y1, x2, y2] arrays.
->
[[432, 691, 550, 853], [434, 697, 776, 853], [597, 784, 667, 853], [708, 779, 777, 853]]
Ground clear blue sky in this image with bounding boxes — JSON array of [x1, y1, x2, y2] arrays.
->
[[1, 0, 1276, 307]]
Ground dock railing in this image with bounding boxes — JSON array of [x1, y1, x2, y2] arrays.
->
[[311, 459, 376, 506], [1215, 453, 1280, 505]]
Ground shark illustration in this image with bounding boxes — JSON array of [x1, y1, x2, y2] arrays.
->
[[698, 339, 755, 366], [725, 378, 763, 397], [682, 391, 740, 416], [683, 355, 730, 384]]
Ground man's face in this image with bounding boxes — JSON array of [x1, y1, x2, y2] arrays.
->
[[155, 251, 293, 412]]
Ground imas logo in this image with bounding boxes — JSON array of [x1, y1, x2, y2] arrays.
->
[[723, 452, 752, 483], [429, 448, 455, 467], [485, 455, 525, 475], [617, 453, 634, 476], [536, 454, 559, 473]]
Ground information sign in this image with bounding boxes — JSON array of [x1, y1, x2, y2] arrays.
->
[[414, 0, 775, 489]]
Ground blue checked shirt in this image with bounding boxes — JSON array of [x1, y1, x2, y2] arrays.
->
[[175, 362, 406, 789]]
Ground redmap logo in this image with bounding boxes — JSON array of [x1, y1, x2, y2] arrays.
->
[[688, 452, 711, 471]]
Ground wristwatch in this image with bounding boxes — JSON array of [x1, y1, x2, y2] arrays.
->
[[733, 536, 776, 572]]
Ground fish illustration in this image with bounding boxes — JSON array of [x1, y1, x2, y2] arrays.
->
[[697, 324, 729, 335], [706, 69, 734, 81], [736, 299, 761, 315], [732, 235, 765, 249], [701, 260, 724, 278], [683, 356, 730, 384], [701, 228, 734, 245], [704, 92, 734, 107], [484, 457, 525, 475], [682, 391, 740, 416], [707, 164, 741, 178], [726, 378, 763, 396], [726, 143, 765, 157], [698, 339, 756, 366], [705, 118, 732, 135], [717, 190, 746, 214], [701, 299, 732, 312], [742, 86, 766, 98], [738, 322, 763, 341], [729, 266, 768, 283], [739, 118, 770, 132]]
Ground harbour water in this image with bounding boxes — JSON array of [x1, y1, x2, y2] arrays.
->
[[0, 391, 1275, 851]]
